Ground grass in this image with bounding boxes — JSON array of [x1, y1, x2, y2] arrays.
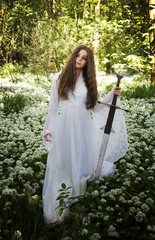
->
[[1, 93, 30, 115]]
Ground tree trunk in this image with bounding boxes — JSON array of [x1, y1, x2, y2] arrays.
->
[[149, 0, 155, 83], [94, 0, 100, 70], [106, 41, 111, 74]]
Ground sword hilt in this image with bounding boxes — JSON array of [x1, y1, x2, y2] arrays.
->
[[116, 75, 123, 87]]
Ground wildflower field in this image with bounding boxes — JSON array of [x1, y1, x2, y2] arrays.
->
[[0, 74, 154, 240]]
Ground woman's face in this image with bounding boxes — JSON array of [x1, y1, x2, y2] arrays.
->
[[76, 49, 88, 70]]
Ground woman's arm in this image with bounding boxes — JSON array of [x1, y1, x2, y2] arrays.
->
[[93, 87, 121, 113], [43, 73, 60, 149]]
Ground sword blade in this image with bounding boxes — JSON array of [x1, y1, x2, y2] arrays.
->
[[94, 133, 109, 179], [94, 75, 123, 180]]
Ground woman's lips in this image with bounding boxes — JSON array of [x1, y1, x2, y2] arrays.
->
[[76, 62, 81, 65]]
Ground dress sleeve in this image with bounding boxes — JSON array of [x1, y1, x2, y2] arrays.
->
[[43, 73, 60, 151], [93, 89, 114, 113]]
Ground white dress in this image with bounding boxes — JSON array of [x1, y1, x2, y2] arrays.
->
[[42, 71, 128, 224]]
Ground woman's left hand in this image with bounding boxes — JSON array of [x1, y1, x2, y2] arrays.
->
[[114, 87, 121, 96]]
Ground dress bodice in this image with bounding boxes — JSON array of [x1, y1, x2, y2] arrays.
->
[[59, 72, 87, 108]]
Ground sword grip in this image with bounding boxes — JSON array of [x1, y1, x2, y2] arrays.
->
[[104, 75, 123, 134]]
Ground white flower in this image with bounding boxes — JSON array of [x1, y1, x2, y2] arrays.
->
[[134, 200, 141, 207], [141, 203, 150, 213], [139, 166, 145, 171], [96, 222, 100, 227], [116, 218, 122, 223], [100, 198, 107, 204], [14, 230, 21, 239], [108, 225, 118, 237], [145, 198, 154, 207], [134, 159, 141, 165], [81, 228, 88, 235], [106, 206, 114, 212], [147, 225, 152, 231], [96, 212, 103, 218], [82, 217, 90, 226], [32, 194, 38, 199], [135, 177, 142, 182], [115, 204, 120, 210], [132, 196, 140, 202], [90, 233, 101, 240], [127, 170, 137, 177], [135, 211, 146, 222], [103, 215, 109, 221], [2, 188, 17, 196], [139, 192, 146, 199], [123, 181, 131, 187], [91, 190, 99, 197], [98, 205, 102, 210], [108, 194, 116, 201], [119, 196, 126, 203], [62, 237, 72, 240], [148, 176, 154, 181], [88, 213, 95, 218], [129, 207, 136, 214]]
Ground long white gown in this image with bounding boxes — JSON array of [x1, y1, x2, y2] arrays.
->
[[42, 71, 128, 224]]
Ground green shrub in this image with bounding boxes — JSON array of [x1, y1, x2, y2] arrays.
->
[[121, 84, 155, 99], [0, 63, 26, 79], [2, 94, 30, 114]]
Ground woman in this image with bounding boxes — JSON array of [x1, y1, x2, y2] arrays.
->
[[43, 45, 128, 224]]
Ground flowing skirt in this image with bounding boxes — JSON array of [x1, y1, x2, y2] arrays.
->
[[43, 103, 95, 223], [43, 101, 127, 223]]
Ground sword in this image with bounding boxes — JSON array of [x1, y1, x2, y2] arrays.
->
[[94, 75, 123, 179], [97, 101, 129, 112]]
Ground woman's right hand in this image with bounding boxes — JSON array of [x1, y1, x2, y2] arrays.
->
[[44, 133, 52, 142]]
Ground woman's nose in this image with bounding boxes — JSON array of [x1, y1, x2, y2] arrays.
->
[[77, 55, 82, 61]]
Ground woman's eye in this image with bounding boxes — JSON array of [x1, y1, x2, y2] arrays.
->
[[82, 57, 87, 61]]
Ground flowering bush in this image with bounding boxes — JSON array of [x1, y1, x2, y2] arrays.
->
[[0, 77, 51, 239], [56, 96, 155, 240], [0, 75, 154, 240]]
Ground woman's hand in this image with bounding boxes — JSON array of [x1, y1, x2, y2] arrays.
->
[[114, 87, 121, 96], [44, 133, 52, 142]]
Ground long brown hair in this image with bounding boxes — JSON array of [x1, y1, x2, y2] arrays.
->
[[58, 45, 98, 109]]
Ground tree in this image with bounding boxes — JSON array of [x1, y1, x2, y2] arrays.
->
[[149, 0, 155, 83]]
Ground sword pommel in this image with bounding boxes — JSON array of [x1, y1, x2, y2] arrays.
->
[[116, 75, 123, 87]]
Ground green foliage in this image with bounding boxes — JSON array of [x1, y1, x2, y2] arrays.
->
[[0, 63, 25, 78], [0, 189, 58, 240], [121, 84, 155, 99], [26, 19, 76, 76], [1, 93, 30, 114], [104, 82, 116, 94], [0, 0, 151, 79], [56, 183, 84, 217]]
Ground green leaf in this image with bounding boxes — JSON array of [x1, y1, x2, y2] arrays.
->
[[59, 208, 63, 217], [61, 183, 66, 189], [59, 192, 66, 196], [56, 196, 65, 200], [60, 199, 64, 205], [58, 189, 66, 192]]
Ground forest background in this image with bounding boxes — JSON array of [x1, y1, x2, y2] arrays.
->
[[0, 1, 155, 240], [0, 0, 155, 82]]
